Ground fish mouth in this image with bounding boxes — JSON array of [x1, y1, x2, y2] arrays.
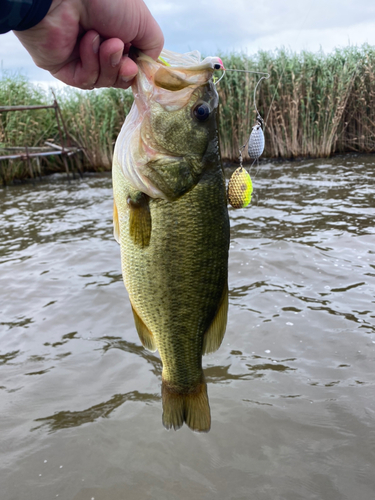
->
[[130, 48, 219, 112], [114, 48, 221, 199], [129, 46, 222, 72]]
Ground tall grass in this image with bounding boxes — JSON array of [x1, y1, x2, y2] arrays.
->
[[1, 44, 375, 182], [60, 88, 133, 169], [218, 45, 375, 159], [0, 76, 59, 182], [0, 76, 133, 182]]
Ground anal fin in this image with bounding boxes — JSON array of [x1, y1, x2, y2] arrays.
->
[[127, 192, 151, 248], [203, 282, 228, 355], [131, 304, 157, 352]]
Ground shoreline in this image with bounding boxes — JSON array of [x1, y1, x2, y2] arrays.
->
[[2, 151, 373, 188], [1, 45, 375, 183]]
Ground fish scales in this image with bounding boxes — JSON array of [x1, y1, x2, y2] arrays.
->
[[114, 160, 229, 390]]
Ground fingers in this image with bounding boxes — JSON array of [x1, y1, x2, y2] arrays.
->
[[94, 38, 138, 89], [51, 30, 100, 89], [75, 30, 101, 88], [112, 55, 139, 89], [81, 0, 164, 62], [51, 31, 139, 90]]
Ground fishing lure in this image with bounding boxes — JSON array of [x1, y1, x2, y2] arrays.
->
[[214, 64, 269, 209], [248, 115, 264, 160], [227, 155, 253, 209]]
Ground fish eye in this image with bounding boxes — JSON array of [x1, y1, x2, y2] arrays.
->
[[193, 102, 210, 122]]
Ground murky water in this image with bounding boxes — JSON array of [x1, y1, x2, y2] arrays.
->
[[1, 156, 375, 500]]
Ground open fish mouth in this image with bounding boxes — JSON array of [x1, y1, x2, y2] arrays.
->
[[114, 49, 222, 200]]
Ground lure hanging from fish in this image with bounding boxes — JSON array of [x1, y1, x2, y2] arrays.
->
[[227, 166, 253, 209], [227, 112, 265, 209], [248, 114, 265, 159], [214, 65, 269, 209]]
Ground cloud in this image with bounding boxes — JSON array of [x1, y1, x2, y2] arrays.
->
[[148, 0, 375, 54], [241, 21, 375, 55], [0, 31, 52, 82]]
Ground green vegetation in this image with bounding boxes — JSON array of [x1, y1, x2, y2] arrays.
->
[[218, 45, 375, 159], [0, 78, 133, 183], [1, 45, 375, 182]]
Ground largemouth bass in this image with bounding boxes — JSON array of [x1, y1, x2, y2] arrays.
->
[[112, 49, 230, 432]]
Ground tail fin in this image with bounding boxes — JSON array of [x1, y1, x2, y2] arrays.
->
[[162, 380, 211, 432]]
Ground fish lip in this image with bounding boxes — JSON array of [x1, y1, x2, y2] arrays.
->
[[130, 47, 222, 72], [131, 50, 220, 114]]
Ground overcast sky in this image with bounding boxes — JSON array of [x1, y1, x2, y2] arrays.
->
[[1, 0, 375, 86]]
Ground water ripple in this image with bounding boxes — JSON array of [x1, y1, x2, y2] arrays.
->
[[1, 159, 375, 499]]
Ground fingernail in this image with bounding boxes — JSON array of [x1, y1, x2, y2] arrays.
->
[[121, 74, 137, 83], [93, 35, 100, 54], [111, 50, 123, 67]]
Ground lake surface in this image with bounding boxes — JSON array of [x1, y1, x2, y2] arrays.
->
[[1, 156, 374, 500]]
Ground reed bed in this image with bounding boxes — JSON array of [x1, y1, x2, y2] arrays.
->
[[0, 76, 58, 182], [61, 88, 133, 169], [218, 45, 375, 159], [1, 44, 375, 182], [0, 77, 133, 182]]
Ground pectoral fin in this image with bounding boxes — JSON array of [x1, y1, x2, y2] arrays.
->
[[127, 192, 151, 248], [113, 200, 120, 244], [131, 304, 157, 352], [202, 283, 228, 355]]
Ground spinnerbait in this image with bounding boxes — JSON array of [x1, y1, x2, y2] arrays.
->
[[214, 64, 269, 209]]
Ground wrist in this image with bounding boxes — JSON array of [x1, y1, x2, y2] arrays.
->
[[0, 0, 53, 34]]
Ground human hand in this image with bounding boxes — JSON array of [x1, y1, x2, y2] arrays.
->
[[13, 0, 164, 89]]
